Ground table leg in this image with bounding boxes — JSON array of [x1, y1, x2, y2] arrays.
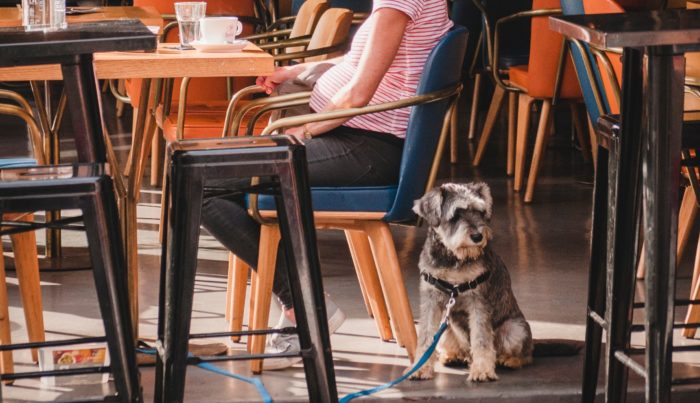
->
[[604, 48, 644, 403], [641, 47, 684, 403], [123, 77, 154, 339]]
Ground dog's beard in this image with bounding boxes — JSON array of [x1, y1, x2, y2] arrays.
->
[[432, 227, 489, 262]]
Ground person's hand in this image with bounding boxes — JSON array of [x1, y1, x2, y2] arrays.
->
[[256, 66, 296, 94]]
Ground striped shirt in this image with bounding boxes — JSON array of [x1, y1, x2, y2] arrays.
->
[[308, 0, 452, 138]]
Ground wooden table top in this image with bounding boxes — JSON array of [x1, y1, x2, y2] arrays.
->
[[0, 5, 163, 28], [0, 42, 274, 80]]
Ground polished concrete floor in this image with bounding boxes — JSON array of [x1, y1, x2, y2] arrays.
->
[[1, 83, 700, 401]]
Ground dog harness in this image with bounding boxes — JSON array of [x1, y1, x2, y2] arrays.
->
[[420, 271, 491, 297]]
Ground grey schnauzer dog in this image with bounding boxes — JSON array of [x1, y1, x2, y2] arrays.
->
[[408, 182, 533, 382]]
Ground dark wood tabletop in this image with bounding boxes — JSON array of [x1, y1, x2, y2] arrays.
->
[[549, 8, 700, 50]]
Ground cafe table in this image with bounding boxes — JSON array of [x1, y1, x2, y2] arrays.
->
[[550, 9, 700, 403], [0, 13, 275, 336]]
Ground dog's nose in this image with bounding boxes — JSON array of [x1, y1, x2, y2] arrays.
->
[[470, 233, 483, 243]]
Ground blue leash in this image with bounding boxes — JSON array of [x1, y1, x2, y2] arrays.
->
[[136, 347, 273, 403], [339, 296, 455, 403]]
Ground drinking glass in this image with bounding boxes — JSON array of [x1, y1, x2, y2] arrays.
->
[[174, 2, 206, 49], [22, 0, 67, 31]]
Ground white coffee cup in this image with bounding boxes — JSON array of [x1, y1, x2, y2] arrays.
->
[[200, 17, 243, 44]]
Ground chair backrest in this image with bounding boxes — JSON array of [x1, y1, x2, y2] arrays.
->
[[477, 0, 532, 70], [560, 0, 610, 124], [450, 0, 482, 71], [524, 0, 581, 99], [583, 0, 624, 114], [384, 26, 468, 222], [292, 0, 370, 15], [304, 8, 353, 62], [289, 0, 329, 39]]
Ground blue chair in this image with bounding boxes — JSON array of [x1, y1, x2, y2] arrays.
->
[[235, 26, 468, 366], [0, 93, 46, 377], [470, 0, 532, 172]]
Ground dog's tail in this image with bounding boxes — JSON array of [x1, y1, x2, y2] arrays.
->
[[533, 339, 584, 357]]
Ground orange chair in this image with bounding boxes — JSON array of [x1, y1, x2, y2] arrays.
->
[[502, 0, 583, 202]]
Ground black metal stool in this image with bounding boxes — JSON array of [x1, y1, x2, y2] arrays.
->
[[156, 135, 337, 403], [0, 164, 141, 402], [582, 51, 700, 401]]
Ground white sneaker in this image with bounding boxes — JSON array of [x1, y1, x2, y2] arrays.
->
[[262, 297, 346, 371]]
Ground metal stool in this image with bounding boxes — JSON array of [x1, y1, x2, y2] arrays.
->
[[0, 164, 141, 402], [156, 135, 337, 403], [582, 51, 700, 401]]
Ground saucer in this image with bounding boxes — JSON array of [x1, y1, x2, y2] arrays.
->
[[191, 40, 248, 53]]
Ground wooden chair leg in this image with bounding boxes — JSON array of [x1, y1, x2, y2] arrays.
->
[[250, 225, 281, 374], [344, 230, 393, 342], [450, 95, 459, 164], [570, 103, 590, 162], [514, 93, 534, 192], [638, 186, 698, 279], [363, 222, 416, 361], [0, 243, 15, 380], [473, 86, 506, 166], [683, 238, 700, 338], [468, 73, 482, 141], [9, 215, 44, 363], [507, 92, 517, 176], [150, 130, 165, 187], [524, 100, 552, 203], [225, 253, 250, 342]]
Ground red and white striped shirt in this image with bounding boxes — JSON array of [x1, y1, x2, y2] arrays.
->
[[309, 0, 452, 138]]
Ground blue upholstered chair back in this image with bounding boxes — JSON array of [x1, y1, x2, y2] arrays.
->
[[477, 0, 531, 70], [384, 26, 468, 222], [560, 0, 610, 123]]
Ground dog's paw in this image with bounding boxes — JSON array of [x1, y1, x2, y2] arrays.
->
[[467, 361, 498, 382], [498, 354, 532, 369], [407, 365, 434, 381], [440, 352, 470, 368]]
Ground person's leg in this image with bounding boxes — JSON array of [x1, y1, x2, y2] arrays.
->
[[200, 126, 403, 311]]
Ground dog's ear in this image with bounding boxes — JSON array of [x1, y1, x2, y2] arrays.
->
[[413, 187, 443, 227], [467, 182, 493, 220]]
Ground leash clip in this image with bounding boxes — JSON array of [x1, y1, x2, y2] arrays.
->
[[442, 296, 456, 325]]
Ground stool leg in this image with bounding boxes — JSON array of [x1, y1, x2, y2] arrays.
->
[[155, 165, 204, 403], [605, 48, 644, 403], [276, 150, 338, 402], [81, 178, 141, 403], [581, 145, 609, 402], [640, 51, 684, 403]]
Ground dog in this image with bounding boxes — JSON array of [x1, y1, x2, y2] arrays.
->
[[408, 182, 533, 382]]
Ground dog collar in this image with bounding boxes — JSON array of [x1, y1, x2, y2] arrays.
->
[[420, 271, 491, 297]]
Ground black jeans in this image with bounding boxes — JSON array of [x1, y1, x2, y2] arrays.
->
[[200, 126, 403, 309]]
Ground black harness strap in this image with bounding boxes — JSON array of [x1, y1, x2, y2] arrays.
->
[[420, 271, 491, 298]]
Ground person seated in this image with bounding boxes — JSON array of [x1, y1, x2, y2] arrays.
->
[[201, 0, 452, 370]]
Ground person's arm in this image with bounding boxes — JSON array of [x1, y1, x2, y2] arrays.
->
[[256, 56, 344, 94], [287, 8, 410, 138]]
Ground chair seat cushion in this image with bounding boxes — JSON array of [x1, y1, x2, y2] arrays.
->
[[0, 158, 36, 168], [256, 186, 397, 213], [508, 65, 582, 100]]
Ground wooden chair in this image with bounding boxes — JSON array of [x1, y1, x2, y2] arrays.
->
[[0, 91, 46, 378], [228, 27, 468, 373], [497, 0, 583, 203]]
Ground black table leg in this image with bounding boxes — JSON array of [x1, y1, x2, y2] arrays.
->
[[605, 48, 644, 403], [641, 47, 684, 403], [80, 176, 142, 403], [275, 147, 338, 403], [60, 54, 107, 163]]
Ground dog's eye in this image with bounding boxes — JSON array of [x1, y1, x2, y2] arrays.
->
[[450, 208, 466, 222]]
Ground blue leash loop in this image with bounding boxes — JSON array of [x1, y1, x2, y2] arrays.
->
[[339, 296, 456, 402], [136, 347, 273, 403]]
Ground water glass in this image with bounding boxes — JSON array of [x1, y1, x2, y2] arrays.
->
[[174, 2, 206, 49], [22, 0, 67, 31]]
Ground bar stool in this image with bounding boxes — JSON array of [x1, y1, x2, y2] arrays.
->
[[0, 164, 141, 402], [156, 135, 337, 403]]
